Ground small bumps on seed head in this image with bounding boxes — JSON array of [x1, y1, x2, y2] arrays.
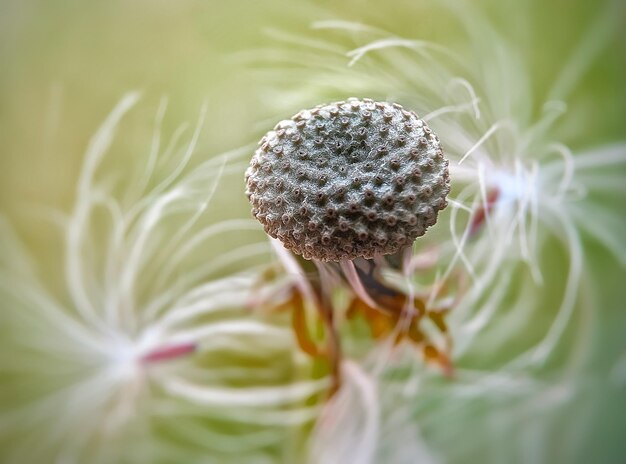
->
[[245, 98, 450, 262]]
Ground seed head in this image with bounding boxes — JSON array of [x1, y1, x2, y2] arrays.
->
[[245, 98, 450, 261]]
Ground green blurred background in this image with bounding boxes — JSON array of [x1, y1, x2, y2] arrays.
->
[[2, 0, 624, 223], [1, 0, 625, 463]]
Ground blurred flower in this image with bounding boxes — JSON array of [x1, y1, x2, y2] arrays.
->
[[246, 1, 626, 462], [0, 94, 328, 463]]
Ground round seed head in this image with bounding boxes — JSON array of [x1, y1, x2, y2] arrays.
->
[[245, 98, 450, 262]]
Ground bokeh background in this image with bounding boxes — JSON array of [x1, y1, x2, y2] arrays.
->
[[1, 0, 625, 463], [2, 0, 625, 220]]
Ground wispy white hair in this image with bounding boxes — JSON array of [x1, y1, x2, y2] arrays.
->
[[0, 94, 327, 464], [246, 0, 626, 462]]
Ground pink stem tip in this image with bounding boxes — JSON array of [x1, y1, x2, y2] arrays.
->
[[141, 342, 197, 364]]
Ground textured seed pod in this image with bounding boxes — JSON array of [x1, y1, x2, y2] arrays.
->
[[245, 98, 450, 262]]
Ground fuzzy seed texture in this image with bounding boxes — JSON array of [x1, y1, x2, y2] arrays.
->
[[245, 98, 450, 261]]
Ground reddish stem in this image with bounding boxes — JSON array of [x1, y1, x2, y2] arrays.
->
[[469, 188, 500, 235], [141, 342, 197, 364]]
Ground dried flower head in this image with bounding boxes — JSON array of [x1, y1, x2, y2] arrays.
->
[[245, 98, 450, 261]]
